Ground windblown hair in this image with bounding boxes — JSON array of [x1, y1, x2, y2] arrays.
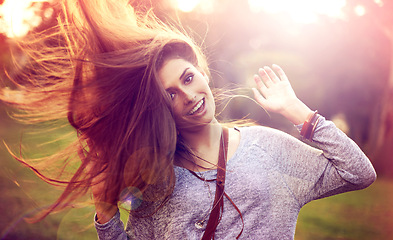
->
[[1, 0, 210, 221]]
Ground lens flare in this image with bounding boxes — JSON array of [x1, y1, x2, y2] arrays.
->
[[119, 186, 143, 211]]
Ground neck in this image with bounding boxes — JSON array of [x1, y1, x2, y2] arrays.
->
[[178, 118, 223, 171]]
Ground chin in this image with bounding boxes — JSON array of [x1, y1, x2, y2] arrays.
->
[[176, 116, 215, 133]]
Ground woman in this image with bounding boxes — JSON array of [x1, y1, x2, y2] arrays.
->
[[1, 0, 376, 239]]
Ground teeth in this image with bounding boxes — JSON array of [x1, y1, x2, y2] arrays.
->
[[189, 99, 204, 115]]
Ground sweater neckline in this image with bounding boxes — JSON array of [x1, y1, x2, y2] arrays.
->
[[174, 127, 246, 175]]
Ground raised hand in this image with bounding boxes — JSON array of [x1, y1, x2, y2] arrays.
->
[[252, 64, 313, 125]]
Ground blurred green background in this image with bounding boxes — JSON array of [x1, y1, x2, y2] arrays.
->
[[1, 0, 393, 239]]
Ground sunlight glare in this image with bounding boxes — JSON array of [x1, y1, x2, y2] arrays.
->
[[172, 0, 202, 12], [354, 5, 366, 16], [0, 0, 50, 38], [248, 0, 347, 23], [171, 0, 215, 14], [374, 0, 384, 7]]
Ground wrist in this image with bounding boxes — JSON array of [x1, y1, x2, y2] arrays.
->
[[280, 99, 313, 125], [95, 204, 119, 224], [300, 110, 321, 140]]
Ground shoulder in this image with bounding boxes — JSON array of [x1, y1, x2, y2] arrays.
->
[[236, 125, 294, 142], [228, 126, 298, 167], [233, 125, 307, 155]]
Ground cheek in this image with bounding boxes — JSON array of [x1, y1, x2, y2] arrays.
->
[[172, 101, 184, 119], [173, 106, 182, 117]]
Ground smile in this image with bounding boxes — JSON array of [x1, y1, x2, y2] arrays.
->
[[188, 98, 205, 115]]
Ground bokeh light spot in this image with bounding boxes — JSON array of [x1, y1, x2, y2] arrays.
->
[[374, 0, 384, 7], [354, 5, 366, 16], [119, 186, 143, 211], [172, 0, 201, 12], [248, 0, 346, 23]]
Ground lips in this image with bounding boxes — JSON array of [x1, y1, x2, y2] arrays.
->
[[188, 98, 205, 115]]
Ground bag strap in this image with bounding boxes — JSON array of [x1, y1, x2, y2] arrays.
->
[[201, 127, 228, 240]]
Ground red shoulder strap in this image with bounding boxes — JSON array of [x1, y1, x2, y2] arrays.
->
[[201, 127, 228, 240]]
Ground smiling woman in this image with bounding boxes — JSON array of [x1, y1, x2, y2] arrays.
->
[[0, 0, 376, 239], [158, 59, 216, 131]]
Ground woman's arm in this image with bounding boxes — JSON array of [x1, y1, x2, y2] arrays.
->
[[91, 175, 119, 224], [252, 65, 376, 203], [88, 163, 128, 240]]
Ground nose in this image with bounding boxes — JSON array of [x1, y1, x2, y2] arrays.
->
[[182, 89, 196, 105]]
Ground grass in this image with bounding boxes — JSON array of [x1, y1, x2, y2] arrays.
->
[[0, 148, 98, 240], [295, 178, 393, 240]]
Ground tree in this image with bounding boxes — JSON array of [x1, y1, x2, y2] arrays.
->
[[343, 0, 393, 176]]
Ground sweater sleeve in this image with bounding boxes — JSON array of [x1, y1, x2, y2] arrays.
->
[[94, 211, 128, 240], [269, 116, 376, 206]]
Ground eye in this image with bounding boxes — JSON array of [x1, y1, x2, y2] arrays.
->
[[184, 73, 194, 84], [168, 92, 176, 100]]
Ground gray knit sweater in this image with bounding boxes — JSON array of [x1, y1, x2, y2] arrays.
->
[[95, 116, 376, 239]]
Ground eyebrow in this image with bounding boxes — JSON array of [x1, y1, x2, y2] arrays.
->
[[179, 67, 190, 80], [165, 67, 191, 91]]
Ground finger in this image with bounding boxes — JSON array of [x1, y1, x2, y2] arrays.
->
[[254, 74, 268, 93], [257, 68, 273, 87], [263, 66, 280, 83], [252, 88, 267, 107], [272, 64, 289, 82]]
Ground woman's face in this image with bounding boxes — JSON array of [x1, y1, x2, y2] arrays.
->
[[158, 58, 215, 131]]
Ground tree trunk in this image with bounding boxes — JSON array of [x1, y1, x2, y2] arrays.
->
[[368, 37, 393, 176]]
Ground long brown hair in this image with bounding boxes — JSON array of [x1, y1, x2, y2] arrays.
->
[[1, 0, 210, 221]]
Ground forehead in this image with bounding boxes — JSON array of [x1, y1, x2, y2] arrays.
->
[[158, 58, 193, 89]]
